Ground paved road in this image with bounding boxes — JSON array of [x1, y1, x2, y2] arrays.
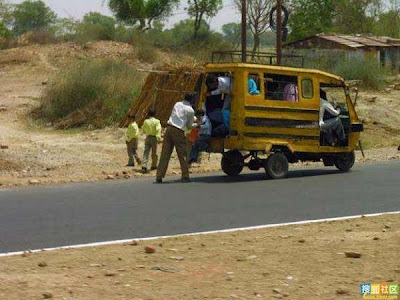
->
[[1, 162, 400, 253]]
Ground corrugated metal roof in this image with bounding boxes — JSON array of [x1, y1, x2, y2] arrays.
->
[[320, 35, 365, 48], [284, 34, 400, 48]]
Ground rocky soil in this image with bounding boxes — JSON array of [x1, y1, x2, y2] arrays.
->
[[0, 213, 398, 300]]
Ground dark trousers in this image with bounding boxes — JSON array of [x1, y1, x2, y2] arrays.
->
[[321, 117, 345, 145], [157, 126, 189, 179], [189, 136, 209, 162]]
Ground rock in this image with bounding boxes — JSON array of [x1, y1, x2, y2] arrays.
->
[[384, 88, 392, 93], [382, 229, 387, 232], [89, 264, 101, 267], [345, 251, 361, 258], [336, 288, 350, 295], [1, 144, 9, 149], [38, 261, 47, 267], [29, 179, 40, 185], [273, 288, 282, 294], [0, 106, 7, 112], [279, 235, 291, 239], [373, 237, 379, 240], [365, 96, 377, 103], [169, 256, 184, 261], [106, 175, 114, 180], [298, 238, 306, 243], [246, 255, 257, 260], [394, 83, 400, 90], [145, 246, 156, 254], [129, 240, 138, 246], [42, 292, 53, 299], [272, 295, 283, 299], [105, 270, 117, 277], [384, 224, 391, 229]]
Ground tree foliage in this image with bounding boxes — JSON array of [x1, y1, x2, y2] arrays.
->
[[12, 0, 57, 36], [78, 12, 116, 40], [187, 0, 222, 38], [0, 0, 13, 27], [288, 0, 335, 41], [333, 0, 381, 34], [108, 0, 178, 30]]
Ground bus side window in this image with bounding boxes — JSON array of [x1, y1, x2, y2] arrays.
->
[[248, 74, 261, 95], [302, 79, 314, 99], [264, 73, 298, 102]]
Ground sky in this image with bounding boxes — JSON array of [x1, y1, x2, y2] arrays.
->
[[8, 0, 241, 31]]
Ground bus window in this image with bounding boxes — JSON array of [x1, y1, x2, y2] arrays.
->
[[264, 74, 298, 102], [248, 73, 261, 95]]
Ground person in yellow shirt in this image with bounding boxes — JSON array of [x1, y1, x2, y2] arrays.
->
[[141, 109, 162, 173], [125, 114, 141, 167]]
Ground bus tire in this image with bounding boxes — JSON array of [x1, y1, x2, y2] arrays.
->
[[221, 150, 244, 176], [334, 151, 355, 172], [265, 153, 289, 179]]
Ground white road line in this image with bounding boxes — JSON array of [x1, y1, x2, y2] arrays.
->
[[1, 210, 399, 258]]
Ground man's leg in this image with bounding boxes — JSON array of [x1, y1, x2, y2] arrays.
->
[[142, 136, 151, 171], [156, 127, 174, 180], [131, 139, 141, 165], [173, 128, 190, 180], [150, 136, 158, 170], [190, 137, 209, 163], [126, 141, 134, 166]]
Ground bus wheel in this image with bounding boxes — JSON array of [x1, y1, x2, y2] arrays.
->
[[221, 150, 244, 176], [334, 151, 355, 172], [265, 153, 289, 179]]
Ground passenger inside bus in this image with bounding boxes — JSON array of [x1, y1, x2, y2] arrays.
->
[[319, 89, 346, 146], [204, 74, 232, 137], [265, 74, 298, 101]]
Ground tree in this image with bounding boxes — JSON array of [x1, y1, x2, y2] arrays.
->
[[108, 0, 179, 30], [222, 22, 254, 47], [51, 18, 79, 40], [80, 12, 116, 40], [235, 0, 273, 54], [12, 0, 57, 36], [332, 0, 381, 34], [0, 0, 13, 27], [288, 0, 335, 41], [187, 0, 222, 39], [373, 9, 400, 38]]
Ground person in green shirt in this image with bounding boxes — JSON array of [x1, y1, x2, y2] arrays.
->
[[141, 108, 162, 173], [125, 113, 141, 167]]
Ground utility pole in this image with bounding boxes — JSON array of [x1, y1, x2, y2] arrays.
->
[[276, 0, 282, 65], [241, 0, 247, 63]]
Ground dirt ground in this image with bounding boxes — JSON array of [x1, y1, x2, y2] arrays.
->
[[1, 41, 400, 189], [0, 213, 398, 300]]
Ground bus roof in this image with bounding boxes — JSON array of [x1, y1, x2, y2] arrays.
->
[[205, 62, 344, 84]]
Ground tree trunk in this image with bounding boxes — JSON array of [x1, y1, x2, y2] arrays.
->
[[138, 19, 146, 30], [252, 33, 260, 59]]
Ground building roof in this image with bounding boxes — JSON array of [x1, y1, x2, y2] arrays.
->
[[284, 34, 400, 49]]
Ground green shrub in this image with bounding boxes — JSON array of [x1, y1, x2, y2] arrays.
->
[[332, 58, 389, 89], [136, 44, 158, 63], [36, 59, 144, 128]]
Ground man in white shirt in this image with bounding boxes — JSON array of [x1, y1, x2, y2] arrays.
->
[[319, 89, 345, 146], [156, 93, 195, 183]]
